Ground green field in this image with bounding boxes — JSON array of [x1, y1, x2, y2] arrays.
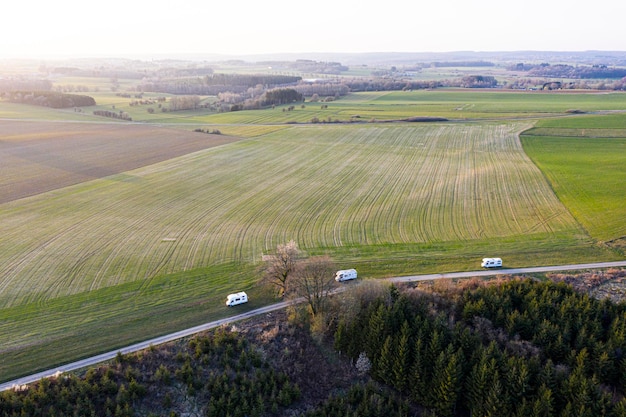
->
[[0, 122, 595, 306], [1, 88, 625, 381], [6, 90, 626, 127], [521, 114, 626, 243]]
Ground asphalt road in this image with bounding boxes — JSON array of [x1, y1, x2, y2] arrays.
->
[[2, 260, 626, 391]]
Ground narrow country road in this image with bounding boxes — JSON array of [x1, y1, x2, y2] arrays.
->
[[2, 260, 626, 391]]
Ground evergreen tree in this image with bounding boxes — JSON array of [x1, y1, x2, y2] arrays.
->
[[506, 356, 531, 409], [531, 384, 554, 417], [376, 335, 395, 385], [613, 398, 626, 417], [594, 350, 613, 383], [466, 349, 489, 417], [393, 321, 412, 391], [366, 303, 389, 367], [483, 371, 507, 417], [538, 359, 557, 395], [431, 346, 462, 417], [409, 337, 426, 404]]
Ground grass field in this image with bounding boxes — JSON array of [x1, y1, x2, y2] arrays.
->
[[142, 90, 626, 124], [0, 120, 239, 203], [1, 88, 625, 381], [4, 89, 626, 126], [521, 114, 626, 244], [0, 121, 594, 305]]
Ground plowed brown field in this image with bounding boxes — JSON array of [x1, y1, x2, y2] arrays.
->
[[0, 120, 239, 203]]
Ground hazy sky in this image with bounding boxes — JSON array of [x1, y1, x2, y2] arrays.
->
[[2, 0, 625, 59]]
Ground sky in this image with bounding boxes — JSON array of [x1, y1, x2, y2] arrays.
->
[[2, 0, 625, 59]]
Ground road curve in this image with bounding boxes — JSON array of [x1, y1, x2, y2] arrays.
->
[[2, 260, 625, 391]]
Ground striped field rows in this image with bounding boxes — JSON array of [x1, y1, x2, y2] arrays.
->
[[0, 122, 582, 308]]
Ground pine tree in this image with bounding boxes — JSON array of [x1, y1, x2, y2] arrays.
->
[[393, 321, 411, 391], [529, 384, 553, 417], [483, 371, 507, 417], [562, 367, 593, 416], [431, 345, 462, 416], [538, 359, 557, 395], [425, 329, 443, 380], [506, 356, 530, 409], [334, 321, 352, 358], [466, 350, 489, 417], [594, 350, 613, 384], [613, 397, 626, 417], [409, 337, 426, 404], [376, 335, 395, 385], [366, 303, 388, 368]]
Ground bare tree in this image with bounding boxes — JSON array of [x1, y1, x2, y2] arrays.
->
[[291, 256, 336, 316], [262, 240, 300, 297]]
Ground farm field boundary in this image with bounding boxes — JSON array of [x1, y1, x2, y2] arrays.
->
[[521, 114, 626, 245], [0, 119, 240, 203]]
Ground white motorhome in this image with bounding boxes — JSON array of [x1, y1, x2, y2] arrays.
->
[[335, 268, 357, 282], [481, 258, 502, 268], [226, 292, 248, 306]]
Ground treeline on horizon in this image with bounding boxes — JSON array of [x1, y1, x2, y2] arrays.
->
[[3, 60, 626, 113], [137, 74, 302, 95], [512, 63, 626, 79], [1, 90, 95, 108], [43, 59, 349, 79]]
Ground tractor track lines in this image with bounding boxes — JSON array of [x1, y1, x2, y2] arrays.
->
[[0, 122, 581, 309]]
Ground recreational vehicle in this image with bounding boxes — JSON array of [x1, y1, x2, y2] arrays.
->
[[335, 268, 358, 282], [226, 292, 248, 306], [481, 258, 502, 268]]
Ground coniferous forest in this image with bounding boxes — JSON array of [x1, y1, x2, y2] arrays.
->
[[3, 274, 626, 416], [334, 278, 626, 417]]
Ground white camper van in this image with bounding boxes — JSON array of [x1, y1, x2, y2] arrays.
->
[[335, 268, 357, 282], [226, 292, 248, 306], [481, 258, 502, 268]]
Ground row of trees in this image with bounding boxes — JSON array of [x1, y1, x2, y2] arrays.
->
[[522, 64, 626, 79], [333, 279, 626, 416], [227, 88, 305, 111], [262, 88, 303, 106], [193, 128, 222, 135], [295, 82, 350, 98], [343, 78, 443, 92], [2, 91, 95, 108], [93, 110, 132, 121], [138, 74, 302, 95], [284, 59, 349, 74], [459, 75, 498, 88], [168, 95, 202, 111]]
